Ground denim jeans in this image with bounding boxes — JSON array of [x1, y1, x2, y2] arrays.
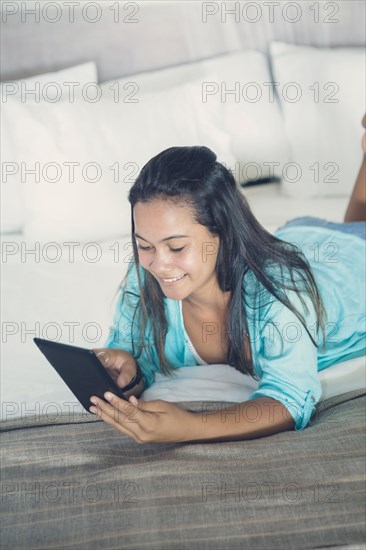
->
[[276, 216, 366, 241]]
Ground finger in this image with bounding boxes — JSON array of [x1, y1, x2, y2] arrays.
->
[[93, 350, 124, 384], [104, 393, 141, 425], [129, 399, 167, 413], [92, 394, 140, 430], [116, 372, 136, 389], [94, 350, 110, 366], [93, 350, 133, 387], [90, 403, 138, 440]]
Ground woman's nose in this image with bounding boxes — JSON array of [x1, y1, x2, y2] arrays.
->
[[149, 251, 173, 272]]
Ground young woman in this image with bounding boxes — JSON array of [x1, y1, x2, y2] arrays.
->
[[89, 114, 366, 444]]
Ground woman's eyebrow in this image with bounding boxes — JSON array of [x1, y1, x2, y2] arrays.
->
[[134, 233, 190, 243]]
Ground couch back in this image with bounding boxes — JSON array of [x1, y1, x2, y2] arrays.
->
[[1, 0, 365, 82]]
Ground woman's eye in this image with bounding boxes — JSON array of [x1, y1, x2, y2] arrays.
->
[[137, 245, 184, 253]]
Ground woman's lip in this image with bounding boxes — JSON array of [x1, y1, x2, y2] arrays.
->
[[160, 274, 187, 285]]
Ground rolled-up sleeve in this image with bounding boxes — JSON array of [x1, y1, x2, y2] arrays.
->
[[248, 290, 322, 431], [103, 262, 157, 389]]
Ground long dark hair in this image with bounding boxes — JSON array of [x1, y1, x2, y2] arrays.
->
[[112, 146, 327, 381]]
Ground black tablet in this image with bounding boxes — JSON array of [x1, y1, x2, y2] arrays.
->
[[33, 337, 129, 413]]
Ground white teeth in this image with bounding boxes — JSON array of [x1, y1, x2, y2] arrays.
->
[[163, 275, 185, 283]]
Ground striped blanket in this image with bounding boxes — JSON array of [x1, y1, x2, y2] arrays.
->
[[1, 389, 365, 549]]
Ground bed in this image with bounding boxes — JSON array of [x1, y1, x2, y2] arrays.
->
[[1, 389, 365, 549], [1, 1, 365, 548]]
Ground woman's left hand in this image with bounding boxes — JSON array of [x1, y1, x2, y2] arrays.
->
[[89, 393, 198, 443]]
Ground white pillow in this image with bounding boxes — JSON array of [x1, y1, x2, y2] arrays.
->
[[101, 50, 291, 184], [270, 41, 365, 198], [3, 75, 235, 243], [0, 62, 97, 102], [1, 62, 98, 234]]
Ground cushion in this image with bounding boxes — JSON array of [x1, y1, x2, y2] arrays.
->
[[101, 50, 291, 184], [270, 41, 365, 198], [3, 75, 235, 243], [0, 62, 98, 233]]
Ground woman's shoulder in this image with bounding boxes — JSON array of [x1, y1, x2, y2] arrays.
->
[[242, 268, 280, 320]]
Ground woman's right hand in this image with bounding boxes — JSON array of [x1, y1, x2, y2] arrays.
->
[[92, 348, 138, 390]]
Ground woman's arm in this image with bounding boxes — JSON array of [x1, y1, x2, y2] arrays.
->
[[344, 156, 366, 222], [89, 393, 296, 444], [185, 397, 295, 443]]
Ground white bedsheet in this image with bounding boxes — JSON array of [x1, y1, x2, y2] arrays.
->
[[142, 358, 366, 404], [2, 190, 364, 422]]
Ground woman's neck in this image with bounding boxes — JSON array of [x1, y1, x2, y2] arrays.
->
[[183, 290, 231, 316]]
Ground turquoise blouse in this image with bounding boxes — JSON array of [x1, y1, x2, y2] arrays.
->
[[104, 225, 366, 431]]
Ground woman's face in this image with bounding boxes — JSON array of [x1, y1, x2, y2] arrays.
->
[[133, 200, 221, 306]]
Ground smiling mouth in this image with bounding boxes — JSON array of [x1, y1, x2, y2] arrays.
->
[[160, 274, 187, 284]]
